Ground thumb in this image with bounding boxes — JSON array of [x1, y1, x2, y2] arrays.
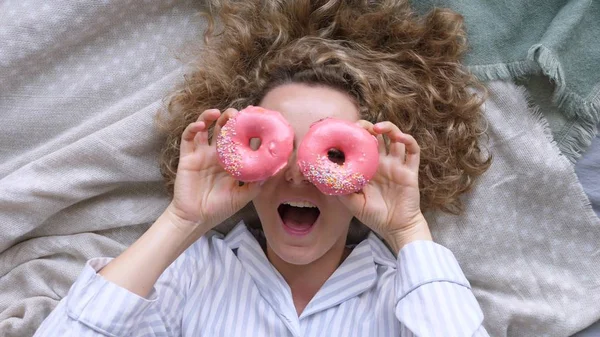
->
[[243, 180, 263, 199], [336, 190, 365, 217], [232, 180, 262, 206]]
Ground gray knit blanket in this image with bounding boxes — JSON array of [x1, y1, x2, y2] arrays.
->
[[1, 1, 599, 337]]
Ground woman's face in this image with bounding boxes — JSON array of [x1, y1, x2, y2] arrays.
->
[[253, 83, 359, 266]]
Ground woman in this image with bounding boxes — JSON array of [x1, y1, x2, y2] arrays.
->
[[35, 0, 491, 336]]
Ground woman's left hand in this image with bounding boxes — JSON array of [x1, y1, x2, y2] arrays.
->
[[337, 121, 432, 252]]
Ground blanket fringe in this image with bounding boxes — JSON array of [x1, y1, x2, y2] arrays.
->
[[517, 85, 596, 213], [467, 45, 600, 162], [556, 117, 599, 164], [528, 44, 599, 162], [517, 85, 561, 154], [468, 60, 537, 83]]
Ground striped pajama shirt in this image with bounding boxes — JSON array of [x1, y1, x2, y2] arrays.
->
[[34, 222, 489, 337]]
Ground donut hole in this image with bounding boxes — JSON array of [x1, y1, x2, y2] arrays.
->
[[249, 137, 262, 151], [327, 148, 345, 165]]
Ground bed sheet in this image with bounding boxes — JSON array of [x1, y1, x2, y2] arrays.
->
[[1, 1, 599, 337], [576, 125, 600, 218]]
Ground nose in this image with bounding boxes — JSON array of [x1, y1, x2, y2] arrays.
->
[[284, 152, 309, 185]]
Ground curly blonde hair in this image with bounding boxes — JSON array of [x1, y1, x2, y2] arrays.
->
[[156, 0, 491, 214]]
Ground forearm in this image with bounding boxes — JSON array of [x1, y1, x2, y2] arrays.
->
[[99, 206, 209, 298], [35, 206, 205, 336]]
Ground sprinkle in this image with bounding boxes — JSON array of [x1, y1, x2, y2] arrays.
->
[[299, 155, 367, 195], [216, 117, 243, 177]]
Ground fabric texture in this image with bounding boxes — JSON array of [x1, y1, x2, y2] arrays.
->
[[34, 222, 489, 337], [412, 0, 600, 162], [568, 122, 600, 337], [427, 81, 600, 337], [0, 1, 206, 336], [575, 124, 600, 218], [1, 1, 599, 337]]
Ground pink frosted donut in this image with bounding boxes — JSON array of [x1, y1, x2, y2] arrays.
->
[[298, 118, 379, 195], [216, 106, 294, 182]]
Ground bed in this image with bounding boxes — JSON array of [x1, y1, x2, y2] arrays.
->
[[1, 1, 599, 336]]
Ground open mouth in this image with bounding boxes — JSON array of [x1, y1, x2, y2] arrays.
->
[[277, 201, 321, 236]]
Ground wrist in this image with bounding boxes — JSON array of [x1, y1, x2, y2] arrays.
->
[[156, 206, 213, 255], [164, 203, 213, 233], [384, 214, 432, 255], [98, 208, 210, 297]]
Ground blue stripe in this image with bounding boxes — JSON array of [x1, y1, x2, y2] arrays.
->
[[33, 222, 488, 337]]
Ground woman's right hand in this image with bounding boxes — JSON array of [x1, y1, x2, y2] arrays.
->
[[96, 108, 259, 297], [166, 108, 262, 237]]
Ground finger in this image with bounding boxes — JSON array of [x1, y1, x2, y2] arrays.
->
[[182, 121, 206, 142], [389, 134, 406, 161], [377, 134, 387, 155], [336, 190, 366, 216], [182, 109, 220, 154], [356, 120, 375, 135], [198, 108, 221, 123], [232, 179, 263, 205], [394, 132, 421, 171], [374, 122, 404, 160], [212, 108, 239, 146], [356, 120, 385, 154], [181, 121, 207, 155], [193, 122, 210, 147], [194, 109, 221, 145]]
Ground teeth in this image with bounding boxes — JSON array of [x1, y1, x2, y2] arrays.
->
[[283, 201, 317, 208]]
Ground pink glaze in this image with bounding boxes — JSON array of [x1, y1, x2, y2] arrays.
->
[[216, 106, 294, 182], [297, 118, 379, 195]]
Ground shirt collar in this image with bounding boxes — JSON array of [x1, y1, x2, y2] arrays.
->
[[222, 221, 396, 321], [224, 222, 300, 334]]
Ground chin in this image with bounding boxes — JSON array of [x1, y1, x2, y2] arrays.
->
[[268, 240, 325, 265]]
